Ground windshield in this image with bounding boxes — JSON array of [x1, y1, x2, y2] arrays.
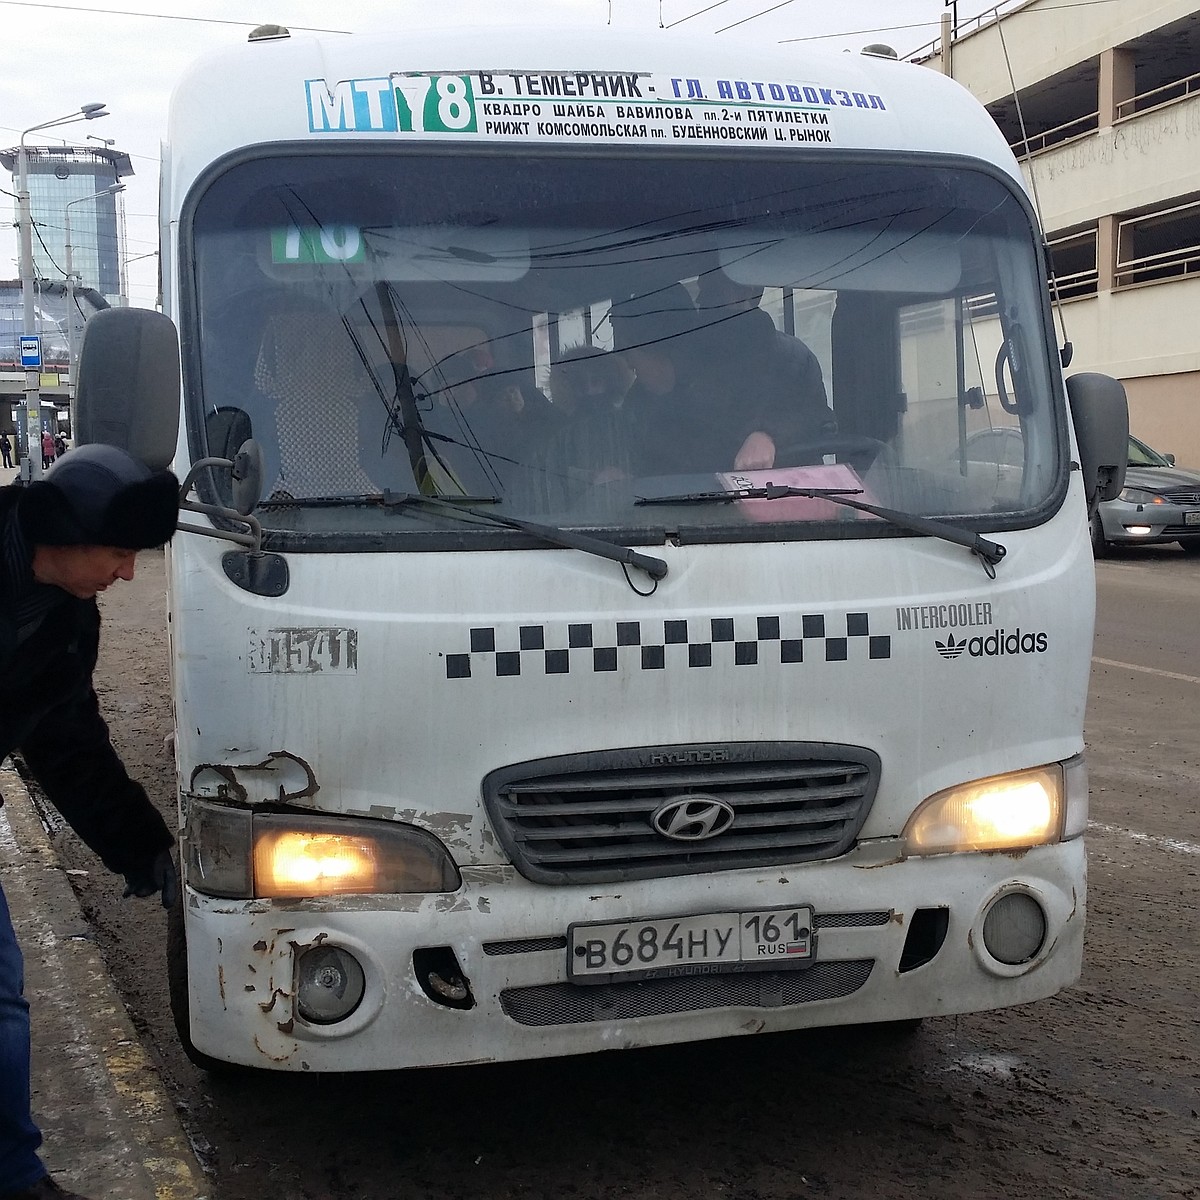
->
[[186, 149, 1064, 547], [1127, 436, 1171, 468]]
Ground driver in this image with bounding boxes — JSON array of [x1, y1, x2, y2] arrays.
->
[[610, 285, 785, 475], [692, 272, 836, 466]]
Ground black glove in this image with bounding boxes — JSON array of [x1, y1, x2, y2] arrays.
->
[[122, 849, 178, 909]]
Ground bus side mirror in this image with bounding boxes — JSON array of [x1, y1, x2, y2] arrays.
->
[[1066, 373, 1128, 514], [75, 307, 180, 470], [230, 439, 266, 516]]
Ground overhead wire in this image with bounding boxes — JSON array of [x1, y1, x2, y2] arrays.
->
[[990, 9, 1073, 356], [31, 223, 68, 276], [663, 0, 738, 29], [714, 0, 797, 35], [0, 0, 348, 32], [663, 0, 1125, 47]]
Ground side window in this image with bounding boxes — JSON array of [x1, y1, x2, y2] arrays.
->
[[897, 298, 976, 464], [897, 296, 1029, 507]]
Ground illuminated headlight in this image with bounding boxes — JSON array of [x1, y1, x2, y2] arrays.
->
[[184, 799, 461, 898], [903, 761, 1085, 856]]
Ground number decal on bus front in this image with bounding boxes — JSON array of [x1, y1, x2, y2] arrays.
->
[[394, 74, 478, 133]]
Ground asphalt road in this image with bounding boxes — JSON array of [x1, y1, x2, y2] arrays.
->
[[54, 544, 1200, 1200]]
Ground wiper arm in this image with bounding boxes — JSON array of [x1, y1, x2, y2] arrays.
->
[[406, 494, 668, 582], [259, 491, 500, 509], [636, 484, 1006, 575], [257, 490, 666, 581]]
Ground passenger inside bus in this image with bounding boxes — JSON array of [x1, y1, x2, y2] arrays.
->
[[609, 283, 788, 475], [692, 271, 837, 457], [418, 339, 559, 495], [547, 345, 635, 416], [536, 346, 635, 500]]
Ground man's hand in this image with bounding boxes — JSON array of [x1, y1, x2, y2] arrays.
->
[[122, 849, 178, 909], [734, 430, 776, 471]]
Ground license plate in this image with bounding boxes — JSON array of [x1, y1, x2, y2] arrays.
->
[[1185, 511, 1200, 526], [568, 905, 815, 983]]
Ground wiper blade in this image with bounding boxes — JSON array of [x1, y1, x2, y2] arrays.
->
[[407, 495, 668, 581], [636, 483, 1006, 574], [257, 491, 666, 581], [260, 491, 499, 508]]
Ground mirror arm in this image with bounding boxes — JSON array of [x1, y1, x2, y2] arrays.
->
[[178, 498, 263, 550], [177, 456, 235, 498]]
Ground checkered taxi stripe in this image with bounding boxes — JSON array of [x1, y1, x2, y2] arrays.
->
[[445, 613, 890, 678]]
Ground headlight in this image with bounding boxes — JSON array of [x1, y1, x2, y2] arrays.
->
[[184, 799, 461, 898], [903, 764, 1064, 856], [1117, 487, 1163, 505]]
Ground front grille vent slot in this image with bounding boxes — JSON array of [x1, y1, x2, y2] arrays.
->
[[482, 936, 568, 957], [501, 960, 875, 1025], [483, 742, 880, 884]]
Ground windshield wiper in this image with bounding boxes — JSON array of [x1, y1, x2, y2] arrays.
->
[[636, 484, 1006, 575], [264, 491, 667, 582], [410, 494, 669, 582], [259, 491, 500, 509]]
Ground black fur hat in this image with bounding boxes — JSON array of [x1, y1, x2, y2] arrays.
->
[[18, 444, 180, 549]]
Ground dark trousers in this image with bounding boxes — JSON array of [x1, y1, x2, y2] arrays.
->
[[0, 879, 46, 1192]]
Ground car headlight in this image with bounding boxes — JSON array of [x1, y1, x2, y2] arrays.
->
[[1117, 487, 1163, 505], [184, 799, 461, 898], [903, 761, 1085, 856]]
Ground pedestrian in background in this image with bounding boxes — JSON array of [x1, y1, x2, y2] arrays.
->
[[0, 436, 11, 471], [0, 444, 180, 1200], [38, 434, 53, 472]]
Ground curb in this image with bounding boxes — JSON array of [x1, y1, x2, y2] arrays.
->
[[0, 762, 208, 1200]]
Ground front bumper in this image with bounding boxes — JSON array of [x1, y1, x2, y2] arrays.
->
[[182, 839, 1085, 1070], [1099, 498, 1200, 545]]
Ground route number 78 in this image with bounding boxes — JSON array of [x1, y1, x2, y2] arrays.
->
[[394, 74, 478, 133]]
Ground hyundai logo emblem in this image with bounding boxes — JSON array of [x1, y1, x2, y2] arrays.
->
[[651, 795, 736, 841]]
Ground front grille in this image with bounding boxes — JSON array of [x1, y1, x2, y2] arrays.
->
[[500, 960, 874, 1025], [483, 742, 880, 884], [482, 936, 568, 956], [1161, 487, 1200, 504]]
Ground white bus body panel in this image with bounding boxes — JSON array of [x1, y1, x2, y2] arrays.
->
[[172, 514, 1092, 1070], [162, 25, 1023, 214]]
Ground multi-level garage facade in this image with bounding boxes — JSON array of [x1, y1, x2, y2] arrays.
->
[[923, 0, 1200, 466]]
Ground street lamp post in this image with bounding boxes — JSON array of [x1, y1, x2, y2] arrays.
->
[[64, 182, 125, 434], [15, 103, 109, 479]]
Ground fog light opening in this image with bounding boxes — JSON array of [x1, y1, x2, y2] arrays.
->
[[982, 892, 1046, 965], [295, 944, 366, 1024], [413, 946, 475, 1011], [898, 906, 949, 973]]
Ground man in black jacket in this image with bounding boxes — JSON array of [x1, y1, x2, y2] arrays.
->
[[0, 444, 179, 1200]]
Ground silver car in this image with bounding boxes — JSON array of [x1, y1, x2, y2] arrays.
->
[[1092, 435, 1200, 556]]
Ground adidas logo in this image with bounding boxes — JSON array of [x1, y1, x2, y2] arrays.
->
[[936, 628, 1049, 659], [936, 634, 967, 659]]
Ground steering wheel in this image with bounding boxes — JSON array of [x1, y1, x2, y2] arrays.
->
[[774, 434, 890, 469]]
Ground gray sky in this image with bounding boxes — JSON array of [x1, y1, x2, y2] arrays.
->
[[0, 0, 1002, 309]]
